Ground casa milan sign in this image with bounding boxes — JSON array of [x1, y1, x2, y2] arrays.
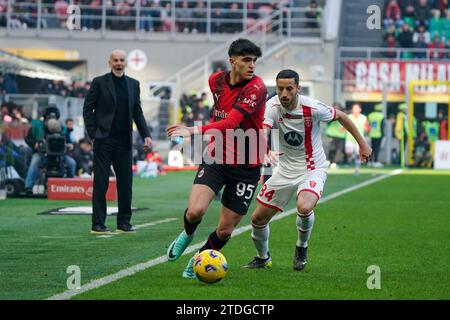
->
[[343, 60, 450, 93]]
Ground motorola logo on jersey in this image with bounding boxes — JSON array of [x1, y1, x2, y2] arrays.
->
[[284, 131, 303, 146]]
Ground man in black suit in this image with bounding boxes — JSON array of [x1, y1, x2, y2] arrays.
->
[[83, 49, 152, 234]]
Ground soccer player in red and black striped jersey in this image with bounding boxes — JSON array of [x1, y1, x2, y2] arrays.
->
[[166, 38, 268, 278]]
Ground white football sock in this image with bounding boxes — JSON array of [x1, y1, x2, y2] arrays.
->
[[354, 155, 361, 172], [251, 223, 270, 259], [296, 211, 315, 248]]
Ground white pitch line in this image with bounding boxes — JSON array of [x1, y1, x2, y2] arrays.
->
[[134, 218, 178, 230], [95, 218, 178, 238], [39, 219, 178, 239], [46, 169, 402, 300]]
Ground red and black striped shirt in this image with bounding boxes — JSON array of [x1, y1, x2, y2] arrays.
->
[[201, 71, 268, 166]]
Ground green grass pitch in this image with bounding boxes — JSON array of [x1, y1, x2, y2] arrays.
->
[[0, 169, 449, 300]]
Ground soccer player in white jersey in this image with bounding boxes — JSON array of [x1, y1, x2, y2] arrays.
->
[[244, 70, 372, 271]]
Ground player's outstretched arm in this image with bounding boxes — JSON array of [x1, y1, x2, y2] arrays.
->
[[335, 109, 372, 162], [166, 108, 246, 138]]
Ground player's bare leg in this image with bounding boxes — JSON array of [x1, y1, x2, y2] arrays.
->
[[294, 190, 319, 271], [186, 184, 216, 224], [182, 206, 243, 278], [244, 203, 278, 269], [216, 205, 244, 240], [167, 184, 215, 262]]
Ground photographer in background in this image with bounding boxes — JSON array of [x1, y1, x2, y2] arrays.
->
[[62, 118, 75, 157], [24, 106, 76, 194], [73, 138, 94, 176]]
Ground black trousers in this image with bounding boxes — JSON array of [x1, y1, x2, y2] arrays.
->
[[92, 137, 132, 228], [371, 137, 382, 162], [328, 137, 346, 164]]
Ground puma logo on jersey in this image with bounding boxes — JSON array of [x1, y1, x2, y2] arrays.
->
[[253, 84, 260, 90]]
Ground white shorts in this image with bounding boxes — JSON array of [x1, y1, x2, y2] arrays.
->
[[256, 169, 328, 212], [345, 140, 359, 156]]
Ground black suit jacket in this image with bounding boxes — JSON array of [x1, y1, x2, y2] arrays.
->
[[83, 72, 151, 143]]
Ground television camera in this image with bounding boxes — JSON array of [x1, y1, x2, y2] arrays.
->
[[31, 106, 68, 195]]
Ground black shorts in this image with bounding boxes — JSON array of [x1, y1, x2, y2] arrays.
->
[[193, 164, 261, 215]]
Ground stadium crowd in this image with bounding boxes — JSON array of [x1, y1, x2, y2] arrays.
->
[[179, 91, 212, 126], [382, 0, 450, 59], [37, 79, 91, 98], [0, 0, 324, 34], [0, 72, 91, 97]]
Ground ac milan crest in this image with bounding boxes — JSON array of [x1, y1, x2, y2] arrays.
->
[[198, 168, 205, 178], [309, 180, 317, 188]]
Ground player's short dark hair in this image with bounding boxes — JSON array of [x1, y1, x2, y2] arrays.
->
[[276, 69, 300, 85], [228, 39, 262, 58]]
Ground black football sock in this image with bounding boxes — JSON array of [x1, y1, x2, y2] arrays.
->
[[200, 229, 229, 252], [184, 208, 201, 236]]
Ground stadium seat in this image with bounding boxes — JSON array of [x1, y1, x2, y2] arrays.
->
[[401, 51, 414, 59], [429, 17, 443, 39], [164, 17, 172, 32], [403, 17, 415, 29], [246, 17, 257, 31], [444, 18, 450, 41], [258, 5, 273, 33]]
